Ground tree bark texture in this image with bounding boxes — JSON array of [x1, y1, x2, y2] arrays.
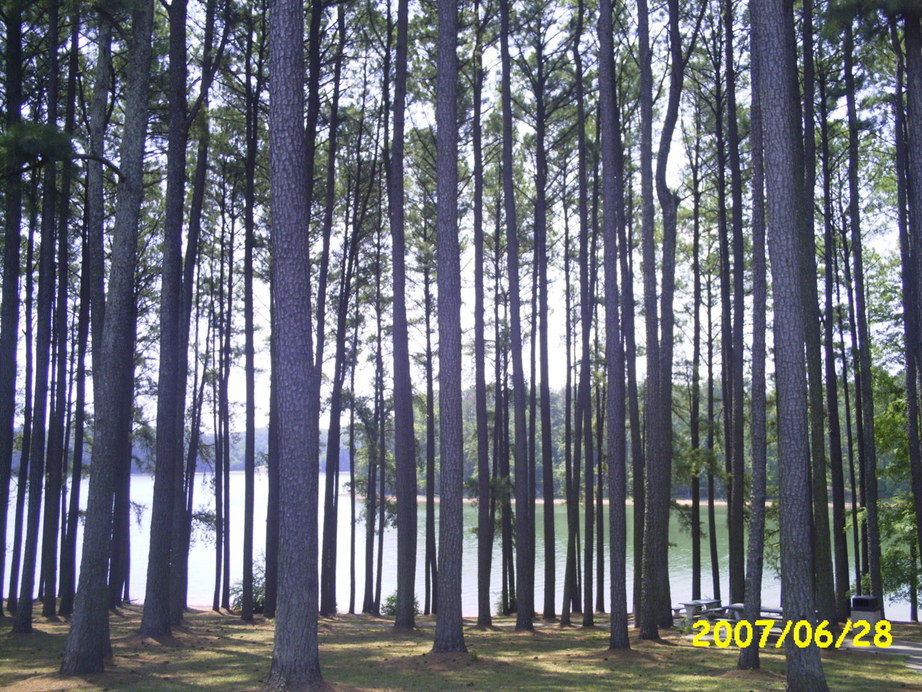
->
[[61, 0, 155, 672], [265, 0, 322, 686], [750, 0, 828, 687], [432, 0, 466, 654]]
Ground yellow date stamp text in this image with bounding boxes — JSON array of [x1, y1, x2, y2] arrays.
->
[[690, 618, 893, 649]]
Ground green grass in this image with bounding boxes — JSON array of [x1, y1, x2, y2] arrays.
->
[[2, 605, 921, 690]]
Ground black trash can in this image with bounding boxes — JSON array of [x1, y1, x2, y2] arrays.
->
[[850, 596, 881, 627]]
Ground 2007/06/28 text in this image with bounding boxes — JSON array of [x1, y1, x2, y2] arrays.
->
[[690, 618, 892, 649]]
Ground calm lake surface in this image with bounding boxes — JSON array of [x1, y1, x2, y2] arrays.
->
[[5, 469, 912, 620]]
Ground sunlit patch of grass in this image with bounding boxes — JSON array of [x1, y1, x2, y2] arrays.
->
[[2, 606, 922, 690]]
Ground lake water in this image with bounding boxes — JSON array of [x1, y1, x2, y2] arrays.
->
[[4, 469, 912, 620]]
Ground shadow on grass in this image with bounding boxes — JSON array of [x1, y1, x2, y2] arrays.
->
[[3, 606, 922, 690]]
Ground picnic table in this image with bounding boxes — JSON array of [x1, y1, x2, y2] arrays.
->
[[725, 603, 784, 621], [680, 598, 723, 626]]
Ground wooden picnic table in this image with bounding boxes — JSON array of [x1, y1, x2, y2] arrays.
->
[[680, 598, 723, 626], [725, 603, 784, 621]]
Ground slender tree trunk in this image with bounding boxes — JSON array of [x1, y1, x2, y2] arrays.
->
[[738, 39, 767, 669], [561, 189, 576, 627], [241, 5, 259, 623], [835, 244, 862, 594], [0, 0, 24, 606], [500, 0, 533, 633], [59, 212, 91, 617], [905, 14, 922, 437], [14, 0, 60, 634], [800, 0, 836, 625], [265, 0, 323, 685], [893, 16, 922, 602], [724, 0, 746, 606], [599, 0, 629, 646], [431, 0, 466, 654], [318, 5, 347, 618], [424, 263, 437, 615], [750, 0, 828, 687], [563, 0, 589, 626], [42, 4, 80, 618], [640, 0, 688, 636], [689, 99, 704, 602], [212, 296, 224, 612], [636, 0, 658, 639], [706, 268, 721, 602], [348, 309, 359, 615], [60, 0, 154, 671], [620, 153, 644, 622], [220, 212, 234, 612], [494, 207, 513, 617], [472, 0, 493, 629], [387, 0, 418, 630], [264, 295, 279, 619], [7, 192, 37, 615], [533, 57, 556, 624], [140, 0, 190, 636], [596, 382, 605, 616], [844, 17, 883, 614], [819, 63, 850, 623]]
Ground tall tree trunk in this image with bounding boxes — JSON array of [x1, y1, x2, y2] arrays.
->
[[241, 4, 260, 623], [14, 0, 59, 633], [640, 0, 688, 636], [500, 0, 533, 634], [724, 0, 746, 605], [844, 17, 883, 614], [348, 308, 359, 615], [738, 38, 767, 669], [265, 0, 323, 685], [220, 210, 234, 612], [818, 61, 850, 623], [620, 153, 644, 623], [835, 243, 862, 593], [264, 293, 279, 619], [561, 190, 576, 627], [7, 190, 37, 615], [599, 0, 629, 647], [894, 15, 922, 604], [800, 0, 836, 625], [431, 0, 466, 654], [60, 0, 155, 671], [635, 0, 658, 639], [212, 295, 224, 611], [41, 4, 79, 618], [424, 262, 438, 615], [905, 13, 922, 433], [706, 268, 721, 602], [140, 0, 190, 637], [318, 2, 346, 620], [59, 211, 91, 617], [388, 0, 417, 630], [563, 0, 589, 626], [0, 0, 24, 606], [494, 208, 514, 616], [689, 98, 704, 602], [472, 0, 493, 629], [533, 46, 556, 624], [171, 0, 223, 625], [750, 0, 828, 687]]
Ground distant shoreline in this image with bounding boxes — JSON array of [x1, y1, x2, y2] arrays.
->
[[131, 470, 865, 510]]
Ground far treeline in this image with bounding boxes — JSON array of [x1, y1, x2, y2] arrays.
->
[[1, 0, 922, 690]]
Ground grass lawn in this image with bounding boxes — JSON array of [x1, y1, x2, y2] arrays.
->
[[2, 606, 922, 690]]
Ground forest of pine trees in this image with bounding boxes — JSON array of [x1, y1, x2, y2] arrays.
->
[[2, 0, 922, 689]]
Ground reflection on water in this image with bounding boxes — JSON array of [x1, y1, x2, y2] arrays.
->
[[5, 470, 910, 620]]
